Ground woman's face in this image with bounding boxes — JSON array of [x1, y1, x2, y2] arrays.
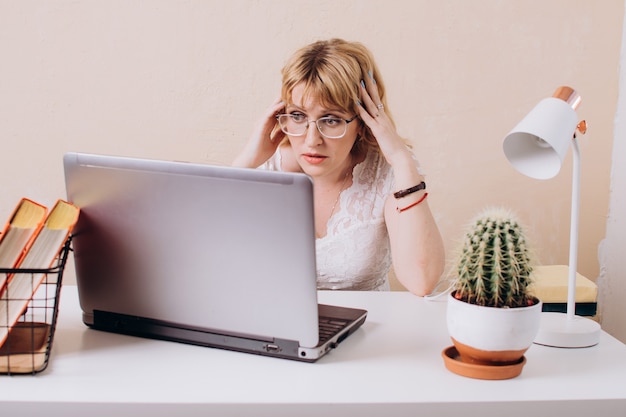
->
[[285, 83, 359, 180]]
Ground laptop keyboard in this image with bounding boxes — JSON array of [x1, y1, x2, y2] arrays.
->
[[318, 316, 350, 344]]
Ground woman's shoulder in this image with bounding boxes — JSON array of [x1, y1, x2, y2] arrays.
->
[[278, 143, 302, 172], [263, 143, 301, 172]]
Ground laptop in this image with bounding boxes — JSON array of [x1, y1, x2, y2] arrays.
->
[[63, 152, 367, 362]]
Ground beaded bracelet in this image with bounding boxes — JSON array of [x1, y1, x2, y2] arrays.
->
[[397, 193, 428, 213], [393, 181, 426, 199]]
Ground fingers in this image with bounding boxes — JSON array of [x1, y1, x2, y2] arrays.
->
[[358, 73, 384, 120], [268, 97, 285, 117], [255, 98, 284, 138], [262, 98, 285, 126], [364, 71, 383, 106], [267, 98, 285, 142], [259, 98, 284, 126]]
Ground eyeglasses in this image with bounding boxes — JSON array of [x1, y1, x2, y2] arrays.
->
[[276, 113, 358, 139]]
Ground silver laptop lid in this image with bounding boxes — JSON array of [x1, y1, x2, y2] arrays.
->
[[64, 152, 320, 348]]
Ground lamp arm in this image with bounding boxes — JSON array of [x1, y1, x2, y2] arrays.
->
[[567, 136, 580, 320]]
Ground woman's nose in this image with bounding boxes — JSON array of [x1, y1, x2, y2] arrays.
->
[[303, 122, 323, 146]]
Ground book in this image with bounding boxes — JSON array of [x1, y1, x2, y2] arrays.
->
[[0, 199, 79, 348], [0, 198, 48, 291]]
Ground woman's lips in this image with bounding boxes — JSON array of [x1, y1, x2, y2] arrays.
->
[[302, 153, 327, 165]]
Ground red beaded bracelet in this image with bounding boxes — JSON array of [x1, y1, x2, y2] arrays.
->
[[397, 192, 428, 213]]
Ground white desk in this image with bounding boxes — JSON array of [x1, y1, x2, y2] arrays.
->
[[1, 286, 626, 417]]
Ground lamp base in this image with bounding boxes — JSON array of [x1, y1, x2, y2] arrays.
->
[[533, 312, 601, 348]]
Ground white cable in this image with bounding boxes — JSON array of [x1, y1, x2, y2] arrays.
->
[[424, 276, 455, 301]]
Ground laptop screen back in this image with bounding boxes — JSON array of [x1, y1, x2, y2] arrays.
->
[[64, 152, 320, 347]]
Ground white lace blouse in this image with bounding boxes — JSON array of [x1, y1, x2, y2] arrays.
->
[[263, 149, 394, 291]]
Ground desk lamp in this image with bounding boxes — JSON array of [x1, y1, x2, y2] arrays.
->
[[503, 86, 601, 348]]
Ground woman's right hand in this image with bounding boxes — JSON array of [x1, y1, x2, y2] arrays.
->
[[232, 98, 286, 168]]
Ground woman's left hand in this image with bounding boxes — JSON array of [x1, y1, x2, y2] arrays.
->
[[356, 75, 410, 165]]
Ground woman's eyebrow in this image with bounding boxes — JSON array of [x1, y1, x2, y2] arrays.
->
[[286, 104, 347, 115]]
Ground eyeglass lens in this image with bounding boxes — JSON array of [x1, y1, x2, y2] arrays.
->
[[277, 114, 347, 139]]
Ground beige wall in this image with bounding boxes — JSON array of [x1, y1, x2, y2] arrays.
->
[[598, 8, 626, 343], [1, 0, 622, 317]]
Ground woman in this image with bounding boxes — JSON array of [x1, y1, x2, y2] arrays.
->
[[233, 38, 445, 296]]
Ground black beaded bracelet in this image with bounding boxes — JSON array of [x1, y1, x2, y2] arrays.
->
[[393, 181, 426, 199]]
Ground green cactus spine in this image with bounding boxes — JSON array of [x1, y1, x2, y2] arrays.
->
[[453, 207, 536, 308]]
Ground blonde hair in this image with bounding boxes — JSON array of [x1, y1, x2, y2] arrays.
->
[[281, 38, 393, 156]]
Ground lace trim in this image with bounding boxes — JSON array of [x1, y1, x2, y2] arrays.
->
[[263, 148, 397, 291], [316, 151, 394, 291]]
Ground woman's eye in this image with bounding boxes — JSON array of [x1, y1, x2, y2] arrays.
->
[[290, 112, 306, 123], [321, 117, 342, 126]]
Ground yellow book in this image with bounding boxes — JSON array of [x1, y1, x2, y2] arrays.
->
[[0, 199, 48, 291], [0, 200, 79, 348], [530, 265, 598, 303]]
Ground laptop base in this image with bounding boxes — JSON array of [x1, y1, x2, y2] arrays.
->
[[88, 305, 366, 363]]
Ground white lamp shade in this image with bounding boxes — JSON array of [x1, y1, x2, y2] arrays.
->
[[503, 97, 579, 180]]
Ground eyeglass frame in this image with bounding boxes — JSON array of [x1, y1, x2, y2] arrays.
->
[[275, 113, 359, 139]]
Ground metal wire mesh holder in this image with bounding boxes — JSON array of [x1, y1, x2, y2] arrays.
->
[[0, 238, 71, 375]]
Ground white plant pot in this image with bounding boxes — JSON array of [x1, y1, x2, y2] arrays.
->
[[446, 292, 542, 365]]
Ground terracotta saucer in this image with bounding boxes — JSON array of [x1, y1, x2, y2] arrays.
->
[[441, 346, 526, 380]]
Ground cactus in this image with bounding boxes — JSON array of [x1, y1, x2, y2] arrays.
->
[[453, 207, 536, 308]]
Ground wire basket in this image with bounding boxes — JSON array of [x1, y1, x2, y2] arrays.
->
[[0, 238, 71, 375]]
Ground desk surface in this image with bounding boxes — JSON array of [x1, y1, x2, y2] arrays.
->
[[1, 286, 626, 417]]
